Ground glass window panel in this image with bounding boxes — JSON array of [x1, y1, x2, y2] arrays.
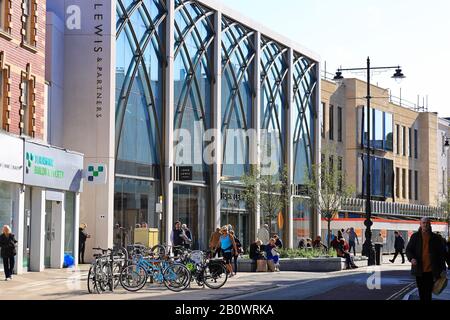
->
[[385, 113, 393, 151], [373, 109, 383, 150], [64, 192, 75, 256]]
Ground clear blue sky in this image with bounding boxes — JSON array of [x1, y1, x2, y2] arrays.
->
[[223, 0, 450, 117]]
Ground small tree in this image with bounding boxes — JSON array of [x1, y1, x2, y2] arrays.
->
[[440, 179, 450, 238], [304, 145, 354, 249], [241, 165, 290, 236]]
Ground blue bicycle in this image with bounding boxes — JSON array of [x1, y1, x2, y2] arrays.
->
[[119, 254, 190, 292]]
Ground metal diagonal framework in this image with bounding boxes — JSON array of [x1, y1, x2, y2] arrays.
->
[[173, 0, 215, 183], [115, 0, 167, 178], [292, 52, 317, 185], [221, 16, 256, 178], [261, 36, 289, 177]]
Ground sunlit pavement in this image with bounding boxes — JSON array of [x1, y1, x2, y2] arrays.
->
[[0, 255, 442, 300]]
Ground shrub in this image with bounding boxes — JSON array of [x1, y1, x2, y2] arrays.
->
[[278, 248, 337, 259]]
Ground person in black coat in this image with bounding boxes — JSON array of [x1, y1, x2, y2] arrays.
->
[[79, 223, 91, 264], [170, 221, 184, 256], [0, 225, 17, 281], [406, 218, 449, 301], [249, 240, 265, 272], [390, 231, 405, 264]]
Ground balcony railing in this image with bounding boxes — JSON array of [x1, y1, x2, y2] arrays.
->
[[340, 198, 445, 220]]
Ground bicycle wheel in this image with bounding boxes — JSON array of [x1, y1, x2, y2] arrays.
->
[[87, 265, 100, 294], [204, 262, 228, 289], [163, 263, 190, 292], [120, 264, 148, 292], [112, 260, 124, 289]]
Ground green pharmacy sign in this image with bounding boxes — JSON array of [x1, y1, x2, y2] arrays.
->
[[26, 152, 64, 179]]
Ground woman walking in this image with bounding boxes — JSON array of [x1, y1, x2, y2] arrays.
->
[[0, 225, 17, 281], [229, 230, 242, 275], [218, 226, 237, 277]]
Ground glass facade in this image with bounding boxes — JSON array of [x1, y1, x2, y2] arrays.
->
[[114, 177, 161, 248], [260, 36, 287, 179], [174, 0, 214, 183], [173, 184, 208, 250], [221, 17, 255, 179], [115, 0, 165, 246], [113, 0, 319, 248], [116, 0, 165, 179], [292, 53, 316, 186]]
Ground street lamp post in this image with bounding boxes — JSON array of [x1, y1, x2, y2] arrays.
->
[[333, 57, 405, 266]]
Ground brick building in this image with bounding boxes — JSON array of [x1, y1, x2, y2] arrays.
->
[[0, 0, 46, 139]]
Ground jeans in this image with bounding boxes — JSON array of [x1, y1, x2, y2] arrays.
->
[[79, 241, 86, 264], [416, 272, 434, 301], [349, 240, 356, 256], [392, 250, 405, 263], [375, 244, 383, 265], [2, 256, 15, 279]]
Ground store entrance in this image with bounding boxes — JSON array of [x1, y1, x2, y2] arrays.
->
[[44, 201, 54, 268], [221, 210, 250, 253]]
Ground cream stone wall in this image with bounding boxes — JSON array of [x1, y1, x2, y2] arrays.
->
[[321, 78, 439, 207]]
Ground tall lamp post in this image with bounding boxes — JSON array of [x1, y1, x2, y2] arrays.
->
[[333, 57, 405, 266]]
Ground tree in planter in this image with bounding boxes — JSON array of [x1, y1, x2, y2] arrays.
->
[[241, 166, 290, 237], [304, 146, 354, 250], [439, 178, 450, 238]]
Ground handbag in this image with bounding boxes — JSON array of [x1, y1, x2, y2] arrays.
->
[[433, 272, 448, 295], [256, 259, 268, 272], [267, 259, 276, 272]]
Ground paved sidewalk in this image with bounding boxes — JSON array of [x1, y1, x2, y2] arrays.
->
[[0, 255, 414, 300], [403, 271, 450, 301]]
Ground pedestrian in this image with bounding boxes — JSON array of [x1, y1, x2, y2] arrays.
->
[[331, 230, 357, 270], [209, 228, 222, 257], [265, 238, 280, 272], [170, 221, 184, 256], [257, 224, 270, 245], [406, 217, 449, 301], [313, 236, 328, 251], [298, 238, 306, 249], [273, 234, 283, 249], [78, 223, 91, 264], [218, 226, 237, 277], [181, 224, 192, 250], [347, 228, 359, 256], [373, 231, 384, 265], [249, 240, 265, 272], [390, 231, 405, 264], [141, 222, 148, 229], [229, 230, 242, 275], [0, 225, 17, 281]]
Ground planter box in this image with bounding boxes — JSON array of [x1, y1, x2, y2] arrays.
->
[[237, 256, 368, 272]]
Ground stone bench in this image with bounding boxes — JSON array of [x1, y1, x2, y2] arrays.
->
[[237, 256, 368, 272]]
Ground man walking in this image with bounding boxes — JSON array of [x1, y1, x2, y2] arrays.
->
[[390, 231, 405, 264], [406, 217, 449, 301]]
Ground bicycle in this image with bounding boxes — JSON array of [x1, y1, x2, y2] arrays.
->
[[177, 248, 228, 289], [119, 253, 190, 293], [87, 247, 128, 294]]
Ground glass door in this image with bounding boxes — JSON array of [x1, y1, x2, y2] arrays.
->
[[23, 209, 31, 270], [44, 201, 53, 268]]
